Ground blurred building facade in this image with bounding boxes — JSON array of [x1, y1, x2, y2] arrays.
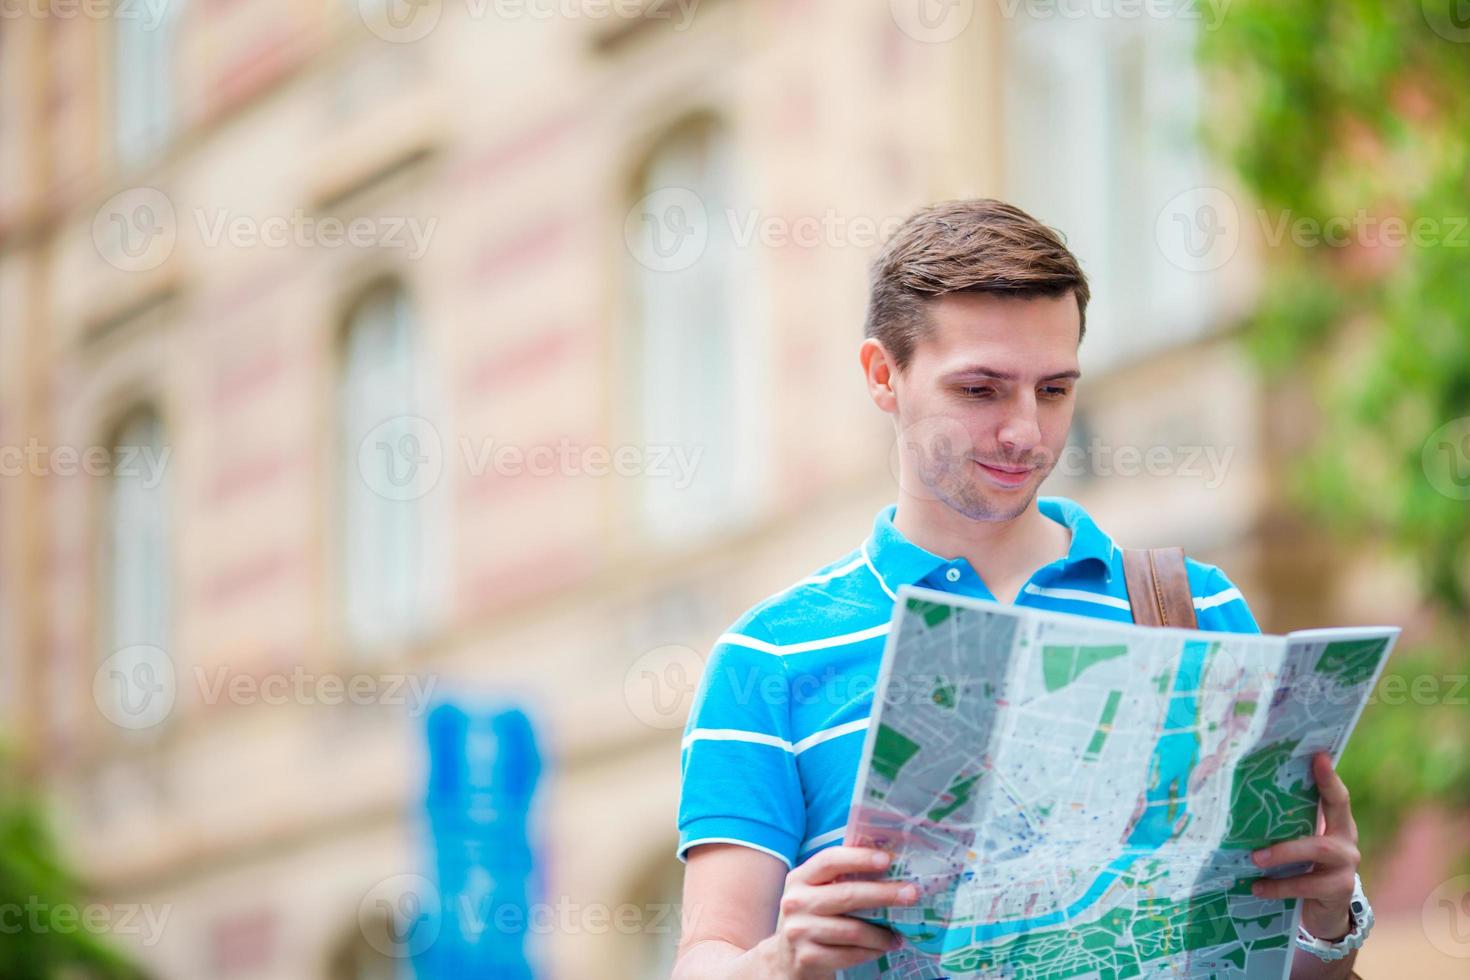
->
[[0, 1, 1458, 978]]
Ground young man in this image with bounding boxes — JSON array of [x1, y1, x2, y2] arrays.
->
[[672, 200, 1369, 979]]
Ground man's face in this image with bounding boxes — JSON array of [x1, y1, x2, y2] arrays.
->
[[886, 291, 1080, 522]]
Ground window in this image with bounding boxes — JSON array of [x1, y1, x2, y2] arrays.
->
[[626, 116, 768, 541], [339, 283, 440, 654], [1003, 11, 1215, 372], [99, 407, 172, 728], [114, 0, 182, 165]]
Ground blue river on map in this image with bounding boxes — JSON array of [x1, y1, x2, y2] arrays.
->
[[902, 638, 1210, 956]]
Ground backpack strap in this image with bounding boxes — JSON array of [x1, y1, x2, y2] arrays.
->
[[1122, 547, 1197, 629]]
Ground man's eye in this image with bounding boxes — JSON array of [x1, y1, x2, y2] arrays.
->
[[1041, 387, 1070, 398], [961, 387, 993, 398]]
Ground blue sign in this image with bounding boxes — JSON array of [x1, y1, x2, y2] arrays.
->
[[414, 702, 542, 978]]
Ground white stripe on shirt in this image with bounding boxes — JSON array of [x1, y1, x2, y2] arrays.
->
[[685, 717, 870, 757], [681, 728, 793, 753], [1021, 583, 1133, 611], [794, 555, 866, 589], [860, 541, 899, 601], [798, 825, 846, 855], [792, 718, 869, 755], [679, 837, 794, 869], [1194, 586, 1244, 611], [717, 623, 890, 657]]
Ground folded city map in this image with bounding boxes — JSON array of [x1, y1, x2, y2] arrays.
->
[[839, 586, 1398, 980]]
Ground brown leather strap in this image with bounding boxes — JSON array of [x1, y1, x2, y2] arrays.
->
[[1122, 547, 1197, 629]]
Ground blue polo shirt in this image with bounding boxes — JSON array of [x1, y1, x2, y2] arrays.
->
[[676, 496, 1261, 870]]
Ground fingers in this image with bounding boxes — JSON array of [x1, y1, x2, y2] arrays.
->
[[791, 846, 893, 886], [1313, 752, 1356, 841], [775, 886, 906, 977], [1252, 834, 1359, 872], [1251, 867, 1356, 903], [802, 880, 919, 916], [785, 913, 904, 953], [777, 847, 921, 976], [789, 938, 903, 976], [776, 847, 916, 976]]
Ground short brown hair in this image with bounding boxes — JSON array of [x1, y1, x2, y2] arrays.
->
[[864, 199, 1090, 370]]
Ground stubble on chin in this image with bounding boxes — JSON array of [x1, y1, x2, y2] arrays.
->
[[927, 468, 1040, 524]]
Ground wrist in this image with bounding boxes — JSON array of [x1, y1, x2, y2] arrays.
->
[[747, 935, 787, 978], [1296, 873, 1373, 962], [1301, 904, 1351, 942]]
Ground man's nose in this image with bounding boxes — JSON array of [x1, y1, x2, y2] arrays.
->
[[997, 397, 1041, 454]]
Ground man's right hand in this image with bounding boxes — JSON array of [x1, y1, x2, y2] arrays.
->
[[673, 842, 918, 980], [756, 846, 918, 979]]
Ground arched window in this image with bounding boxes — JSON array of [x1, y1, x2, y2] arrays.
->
[[114, 0, 183, 165], [1003, 12, 1214, 371], [99, 406, 172, 728], [339, 283, 437, 654], [626, 116, 767, 541]]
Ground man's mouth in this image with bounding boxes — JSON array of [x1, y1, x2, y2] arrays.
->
[[974, 459, 1034, 488]]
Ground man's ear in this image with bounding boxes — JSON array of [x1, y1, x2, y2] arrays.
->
[[860, 338, 899, 414]]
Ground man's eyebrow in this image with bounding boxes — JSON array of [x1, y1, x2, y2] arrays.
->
[[942, 367, 1082, 383]]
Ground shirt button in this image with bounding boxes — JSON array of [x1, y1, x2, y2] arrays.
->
[[945, 568, 961, 583]]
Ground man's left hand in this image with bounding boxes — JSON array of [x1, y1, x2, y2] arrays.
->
[[1249, 752, 1361, 940]]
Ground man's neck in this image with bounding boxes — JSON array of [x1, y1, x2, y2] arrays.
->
[[892, 495, 1072, 600]]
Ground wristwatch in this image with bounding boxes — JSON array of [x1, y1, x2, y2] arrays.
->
[[1295, 873, 1373, 961]]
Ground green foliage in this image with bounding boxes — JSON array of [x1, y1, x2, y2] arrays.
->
[[0, 755, 143, 980], [1200, 0, 1470, 866], [1335, 649, 1470, 873]]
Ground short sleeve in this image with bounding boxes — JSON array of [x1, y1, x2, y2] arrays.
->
[[1191, 563, 1262, 635], [676, 613, 805, 869]]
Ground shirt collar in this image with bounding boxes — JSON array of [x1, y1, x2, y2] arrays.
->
[[863, 495, 1118, 594]]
